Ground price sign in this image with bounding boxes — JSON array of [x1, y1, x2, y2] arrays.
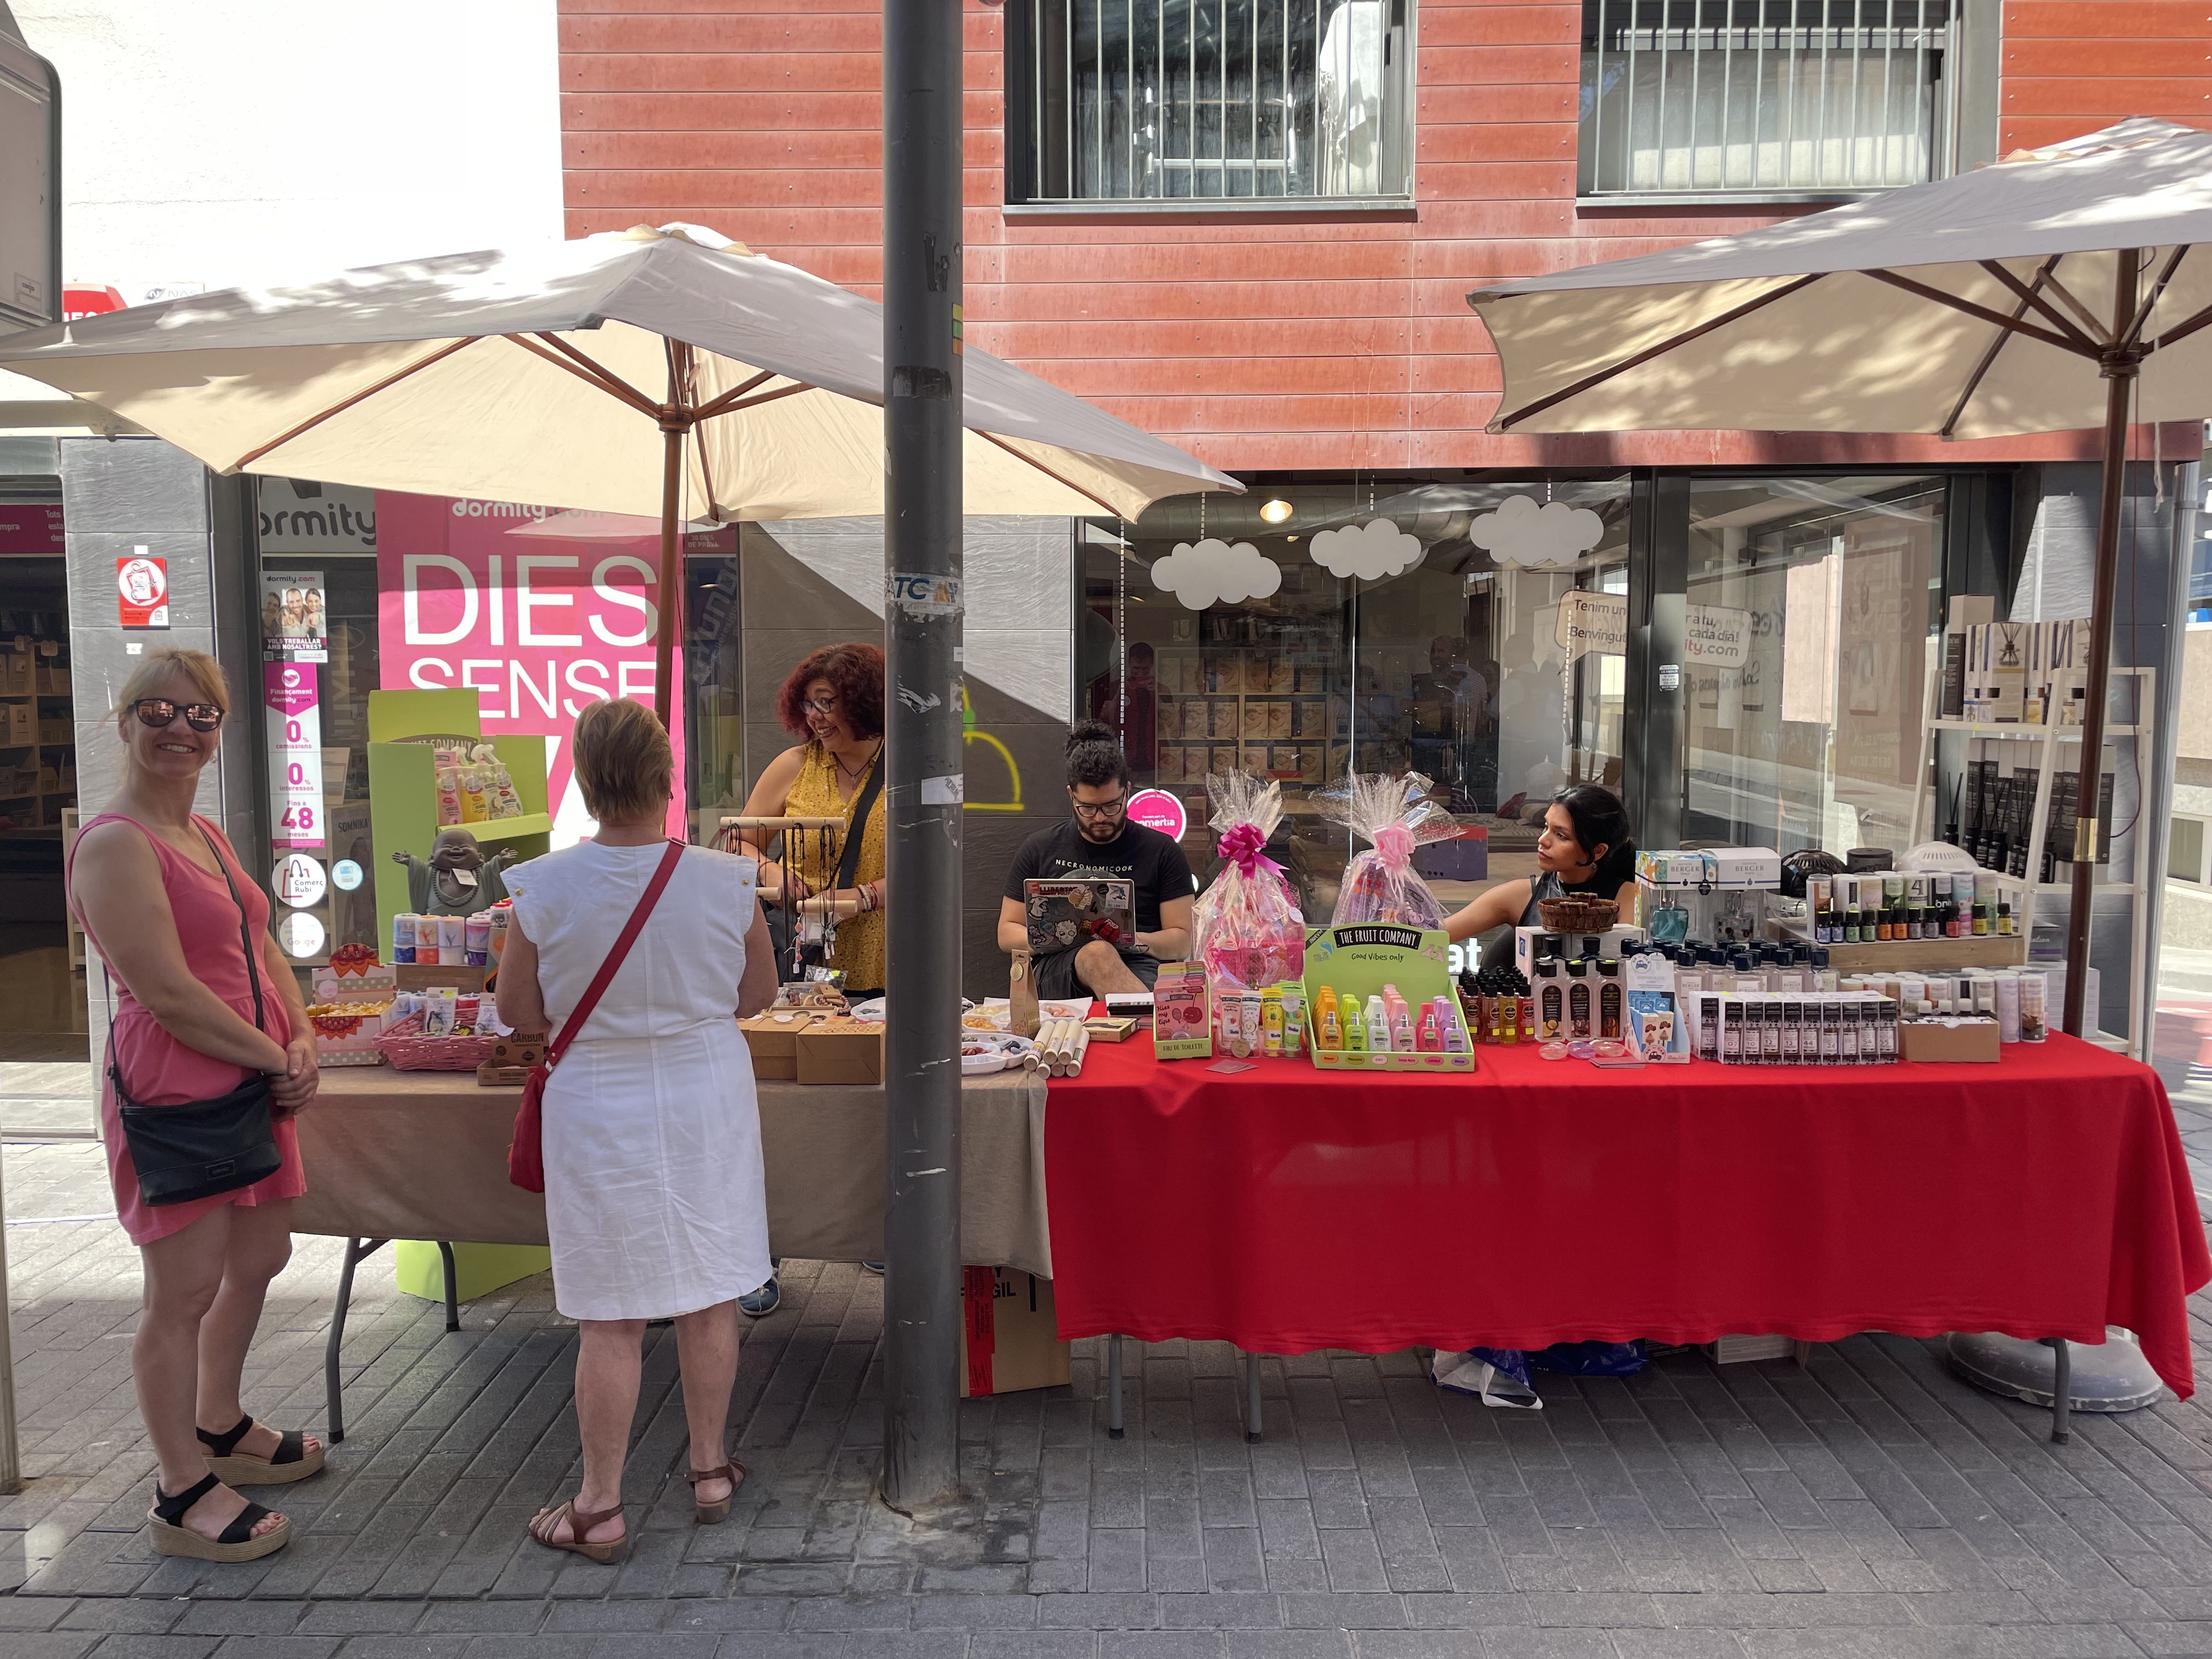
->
[[264, 662, 325, 850]]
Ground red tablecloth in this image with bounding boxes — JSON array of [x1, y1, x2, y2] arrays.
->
[[1043, 1034, 2212, 1397]]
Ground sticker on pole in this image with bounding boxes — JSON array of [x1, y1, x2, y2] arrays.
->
[[116, 550, 170, 628], [888, 572, 963, 617]]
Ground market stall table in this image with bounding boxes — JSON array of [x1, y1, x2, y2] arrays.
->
[[1045, 1034, 2211, 1440], [296, 1064, 1049, 1438]]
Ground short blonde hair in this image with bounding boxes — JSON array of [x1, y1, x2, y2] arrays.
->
[[573, 697, 672, 822], [115, 648, 229, 721]]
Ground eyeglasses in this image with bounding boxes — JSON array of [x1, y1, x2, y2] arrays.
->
[[803, 696, 840, 716], [1071, 794, 1127, 821], [132, 697, 225, 732]]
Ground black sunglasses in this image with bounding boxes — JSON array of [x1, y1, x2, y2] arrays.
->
[[132, 697, 225, 732]]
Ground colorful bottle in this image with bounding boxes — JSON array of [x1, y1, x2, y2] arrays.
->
[[1537, 958, 1562, 1040], [1365, 995, 1390, 1053], [1597, 958, 1622, 1040], [1342, 997, 1367, 1053], [1386, 986, 1415, 1052], [1261, 988, 1285, 1057], [1317, 987, 1341, 1051], [1567, 958, 1592, 1041], [1415, 1002, 1441, 1052]]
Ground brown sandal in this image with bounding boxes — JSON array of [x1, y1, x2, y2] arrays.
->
[[527, 1497, 628, 1564], [687, 1458, 747, 1525]]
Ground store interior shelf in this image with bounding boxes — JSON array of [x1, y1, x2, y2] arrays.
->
[[2033, 880, 2140, 896], [1925, 718, 2140, 739]]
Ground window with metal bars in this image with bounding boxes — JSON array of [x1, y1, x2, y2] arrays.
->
[[1578, 0, 1956, 198], [1008, 0, 1411, 204]]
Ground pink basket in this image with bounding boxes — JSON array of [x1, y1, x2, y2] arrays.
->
[[378, 1012, 500, 1072]]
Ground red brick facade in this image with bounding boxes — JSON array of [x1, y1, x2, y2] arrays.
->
[[561, 0, 2204, 475]]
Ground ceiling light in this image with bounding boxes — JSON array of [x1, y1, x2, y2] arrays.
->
[[1285, 534, 1300, 542], [1259, 498, 1294, 525]]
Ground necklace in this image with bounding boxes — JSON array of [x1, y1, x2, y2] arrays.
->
[[832, 742, 881, 785]]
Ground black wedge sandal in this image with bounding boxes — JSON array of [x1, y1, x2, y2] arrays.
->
[[148, 1472, 290, 1562], [196, 1415, 326, 1486]]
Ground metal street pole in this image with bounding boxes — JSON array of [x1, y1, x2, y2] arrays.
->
[[879, 0, 966, 1513]]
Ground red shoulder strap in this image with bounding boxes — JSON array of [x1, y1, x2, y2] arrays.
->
[[543, 839, 684, 1069]]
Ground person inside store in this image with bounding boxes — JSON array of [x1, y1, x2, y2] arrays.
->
[[998, 720, 1195, 998], [67, 648, 323, 1564], [496, 696, 777, 1566], [1444, 783, 1637, 974], [729, 641, 888, 1314]]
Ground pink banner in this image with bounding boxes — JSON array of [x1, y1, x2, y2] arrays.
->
[[266, 662, 324, 850], [375, 495, 731, 840], [0, 505, 63, 555]]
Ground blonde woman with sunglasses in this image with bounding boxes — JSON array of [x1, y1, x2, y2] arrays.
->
[[66, 649, 322, 1564]]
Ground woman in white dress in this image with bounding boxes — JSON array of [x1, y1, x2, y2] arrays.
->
[[495, 697, 777, 1565]]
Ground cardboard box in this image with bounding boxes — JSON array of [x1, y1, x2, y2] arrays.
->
[[1900, 1018, 2001, 1063], [960, 1266, 1071, 1397], [738, 1011, 817, 1080], [795, 1016, 883, 1085]]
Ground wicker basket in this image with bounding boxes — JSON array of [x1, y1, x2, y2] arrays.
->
[[379, 1012, 500, 1072], [1538, 895, 1620, 935]]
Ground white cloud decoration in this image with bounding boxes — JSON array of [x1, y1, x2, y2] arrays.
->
[[1308, 517, 1426, 582], [1149, 537, 1283, 610], [1469, 494, 1606, 568]]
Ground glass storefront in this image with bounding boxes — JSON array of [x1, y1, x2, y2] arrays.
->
[[1081, 476, 1632, 924], [1081, 468, 2003, 935]]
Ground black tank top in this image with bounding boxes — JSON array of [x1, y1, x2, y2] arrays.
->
[[1476, 868, 1613, 975]]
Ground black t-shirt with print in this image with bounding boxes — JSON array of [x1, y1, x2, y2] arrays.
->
[[1003, 818, 1195, 937]]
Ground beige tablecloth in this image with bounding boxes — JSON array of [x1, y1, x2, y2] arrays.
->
[[293, 1064, 1053, 1276]]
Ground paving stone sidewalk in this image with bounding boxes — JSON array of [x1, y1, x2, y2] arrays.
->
[[3, 1121, 2212, 1659]]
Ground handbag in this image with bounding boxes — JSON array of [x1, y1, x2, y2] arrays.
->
[[766, 752, 882, 984], [508, 838, 686, 1193], [112, 825, 283, 1207]]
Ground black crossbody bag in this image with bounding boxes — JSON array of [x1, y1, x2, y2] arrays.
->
[[110, 826, 283, 1206]]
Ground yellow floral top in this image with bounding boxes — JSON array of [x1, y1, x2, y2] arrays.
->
[[783, 741, 886, 992]]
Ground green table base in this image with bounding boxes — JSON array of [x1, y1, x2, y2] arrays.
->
[[394, 1239, 549, 1304]]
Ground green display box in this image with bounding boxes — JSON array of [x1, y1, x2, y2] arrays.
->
[[365, 688, 551, 956], [1302, 923, 1474, 1073], [394, 1239, 551, 1306]]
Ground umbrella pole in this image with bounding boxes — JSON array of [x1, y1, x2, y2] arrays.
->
[[2061, 251, 2142, 1040], [654, 421, 684, 730]]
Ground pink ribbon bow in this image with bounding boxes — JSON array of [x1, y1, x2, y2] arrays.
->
[[1371, 823, 1415, 870], [1218, 821, 1281, 879]]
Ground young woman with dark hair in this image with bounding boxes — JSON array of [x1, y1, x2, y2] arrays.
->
[[1443, 784, 1638, 974]]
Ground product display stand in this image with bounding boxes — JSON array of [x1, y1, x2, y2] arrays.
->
[[1908, 665, 2152, 1056]]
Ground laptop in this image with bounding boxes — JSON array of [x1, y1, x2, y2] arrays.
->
[[1023, 878, 1135, 956]]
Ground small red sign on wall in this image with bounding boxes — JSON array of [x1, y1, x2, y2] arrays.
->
[[116, 552, 170, 628]]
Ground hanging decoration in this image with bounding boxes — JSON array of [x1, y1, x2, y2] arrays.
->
[[1150, 536, 1282, 610], [1308, 517, 1425, 582], [1469, 493, 1605, 569]]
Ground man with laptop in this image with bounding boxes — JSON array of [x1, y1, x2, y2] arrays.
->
[[999, 720, 1194, 1000]]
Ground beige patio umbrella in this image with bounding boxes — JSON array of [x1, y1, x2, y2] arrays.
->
[[1, 224, 1239, 723], [1466, 117, 2212, 1041]]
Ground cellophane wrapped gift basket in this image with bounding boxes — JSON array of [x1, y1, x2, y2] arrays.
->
[[1192, 771, 1306, 997], [1317, 771, 1459, 930]]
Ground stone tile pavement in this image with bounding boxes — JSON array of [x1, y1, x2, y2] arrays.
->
[[2, 1067, 2212, 1657]]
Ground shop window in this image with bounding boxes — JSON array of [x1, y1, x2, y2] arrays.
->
[[1679, 474, 1946, 856], [1008, 0, 1412, 204], [2171, 815, 2207, 885], [1082, 476, 1630, 927], [1578, 0, 1957, 198]]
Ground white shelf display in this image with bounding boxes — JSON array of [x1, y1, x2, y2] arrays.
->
[[1908, 664, 2153, 1057]]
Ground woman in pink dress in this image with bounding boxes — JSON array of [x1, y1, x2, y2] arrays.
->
[[67, 649, 323, 1563]]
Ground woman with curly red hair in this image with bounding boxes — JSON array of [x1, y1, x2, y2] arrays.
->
[[735, 642, 887, 998]]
